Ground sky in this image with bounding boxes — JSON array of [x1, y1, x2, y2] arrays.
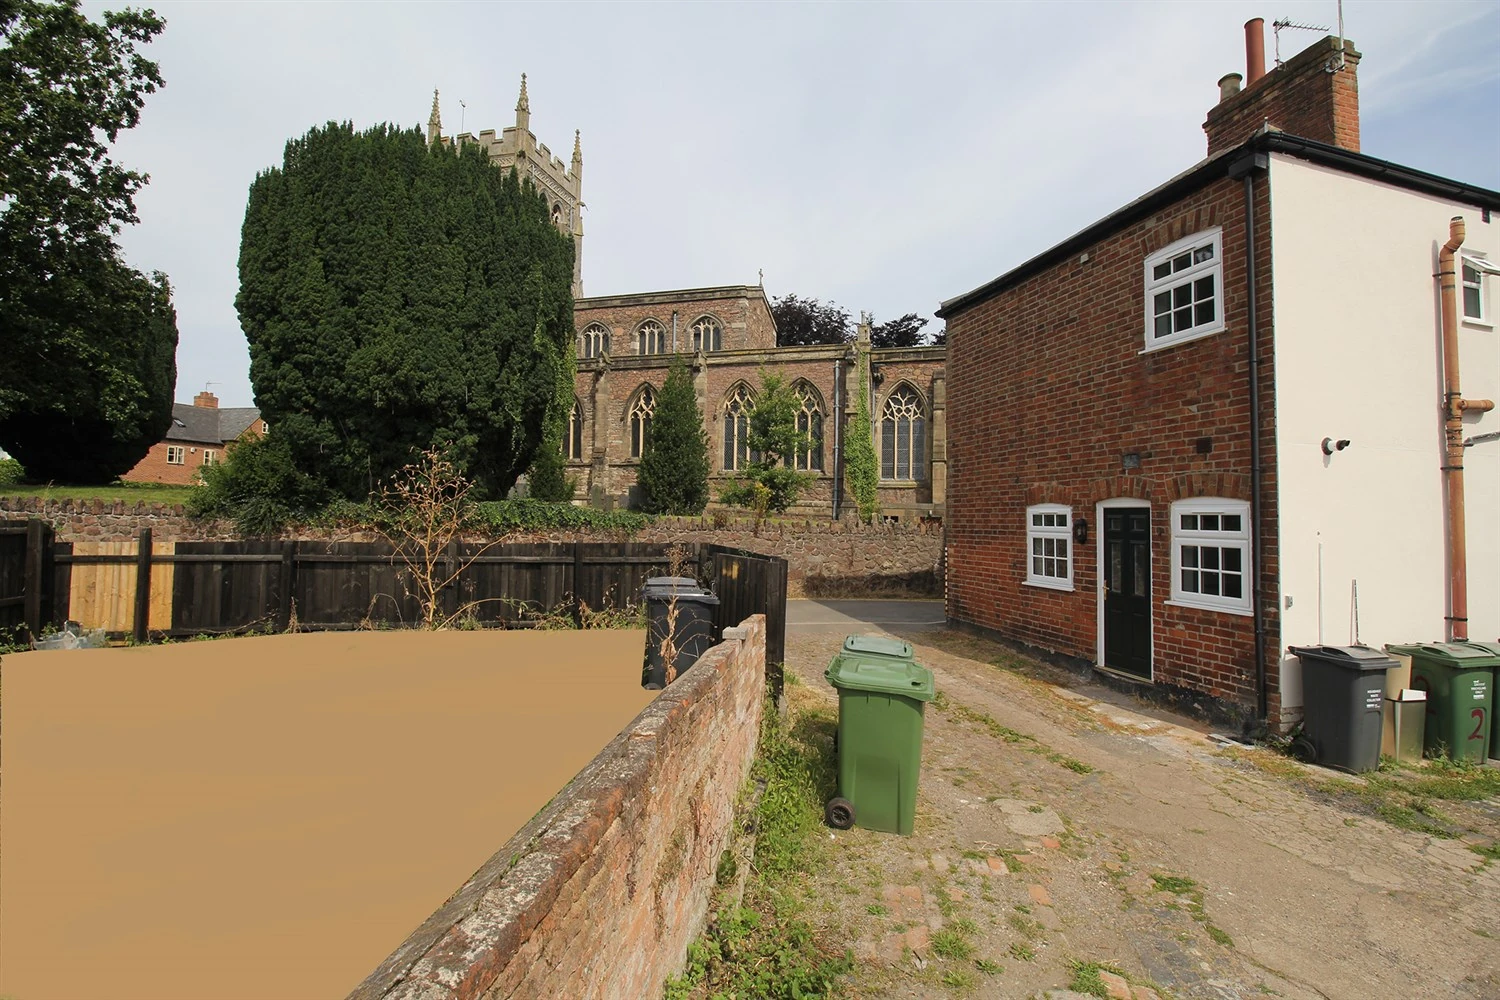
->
[[91, 0, 1500, 409]]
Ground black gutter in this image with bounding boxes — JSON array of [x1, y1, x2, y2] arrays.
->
[[1229, 150, 1270, 725], [938, 132, 1500, 321]]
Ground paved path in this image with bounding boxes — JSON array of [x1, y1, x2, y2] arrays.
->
[[783, 624, 1500, 1000], [787, 598, 946, 633]]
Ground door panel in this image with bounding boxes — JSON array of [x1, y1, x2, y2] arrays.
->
[[1103, 508, 1151, 679]]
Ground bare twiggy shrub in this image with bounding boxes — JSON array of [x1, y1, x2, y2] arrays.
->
[[370, 445, 501, 629], [659, 544, 690, 683]]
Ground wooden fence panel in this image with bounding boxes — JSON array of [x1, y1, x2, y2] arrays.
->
[[707, 544, 788, 696], [0, 521, 26, 636], [66, 540, 174, 632]]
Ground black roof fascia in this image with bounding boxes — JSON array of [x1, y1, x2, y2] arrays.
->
[[937, 132, 1500, 320]]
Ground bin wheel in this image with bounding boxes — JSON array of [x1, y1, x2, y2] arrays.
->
[[1289, 736, 1317, 763], [826, 797, 855, 830]]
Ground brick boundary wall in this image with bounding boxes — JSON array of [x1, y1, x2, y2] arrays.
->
[[347, 615, 766, 1000], [0, 498, 943, 595]]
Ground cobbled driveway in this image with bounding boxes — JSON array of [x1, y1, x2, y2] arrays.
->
[[783, 608, 1500, 1000]]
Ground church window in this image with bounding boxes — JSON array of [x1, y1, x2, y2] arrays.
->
[[580, 323, 610, 359], [723, 384, 755, 471], [637, 320, 666, 355], [879, 384, 926, 482], [691, 315, 722, 352], [791, 383, 824, 472], [566, 399, 584, 460], [629, 386, 656, 459]]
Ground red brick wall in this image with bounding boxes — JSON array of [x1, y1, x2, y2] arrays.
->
[[349, 616, 767, 1000], [944, 173, 1281, 720], [1204, 37, 1360, 156], [121, 422, 267, 486], [575, 289, 778, 355]]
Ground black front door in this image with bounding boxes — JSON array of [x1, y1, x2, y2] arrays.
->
[[1103, 507, 1151, 679]]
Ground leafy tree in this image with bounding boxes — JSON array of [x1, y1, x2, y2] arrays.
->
[[869, 312, 929, 349], [236, 122, 575, 501], [771, 294, 851, 347], [843, 353, 879, 522], [930, 327, 947, 346], [720, 372, 813, 516], [0, 0, 179, 482], [637, 360, 709, 515], [188, 432, 331, 535]]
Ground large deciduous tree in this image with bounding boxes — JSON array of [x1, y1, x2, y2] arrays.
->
[[236, 123, 575, 500], [636, 360, 709, 515], [771, 293, 851, 347], [0, 0, 179, 482]]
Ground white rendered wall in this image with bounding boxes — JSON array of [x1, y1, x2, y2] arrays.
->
[[1269, 154, 1499, 715]]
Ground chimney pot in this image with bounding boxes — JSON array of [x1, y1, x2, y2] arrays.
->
[[1218, 73, 1244, 102], [1245, 17, 1266, 85], [194, 391, 219, 408]]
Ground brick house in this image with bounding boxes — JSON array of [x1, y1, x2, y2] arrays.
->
[[569, 285, 946, 518], [122, 391, 266, 486], [938, 24, 1499, 728]]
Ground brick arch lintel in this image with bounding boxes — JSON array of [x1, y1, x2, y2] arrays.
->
[[1162, 471, 1252, 503], [1143, 206, 1223, 257]]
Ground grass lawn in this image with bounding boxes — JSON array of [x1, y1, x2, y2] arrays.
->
[[1, 483, 197, 506]]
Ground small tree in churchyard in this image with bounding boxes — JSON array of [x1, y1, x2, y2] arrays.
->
[[720, 372, 813, 517], [637, 360, 710, 515]]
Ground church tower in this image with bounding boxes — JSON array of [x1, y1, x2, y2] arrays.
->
[[427, 76, 584, 297]]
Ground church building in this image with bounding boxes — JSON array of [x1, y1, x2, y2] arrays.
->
[[428, 79, 947, 520]]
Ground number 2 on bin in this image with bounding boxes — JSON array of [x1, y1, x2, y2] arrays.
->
[[1471, 708, 1487, 743]]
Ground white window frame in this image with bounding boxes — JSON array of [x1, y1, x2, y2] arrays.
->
[[1461, 253, 1498, 327], [202, 449, 219, 466], [1143, 228, 1225, 352], [1168, 497, 1251, 615], [1025, 503, 1073, 591], [166, 445, 185, 465]]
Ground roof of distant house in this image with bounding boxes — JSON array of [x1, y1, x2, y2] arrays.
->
[[937, 132, 1500, 320], [165, 404, 260, 445]]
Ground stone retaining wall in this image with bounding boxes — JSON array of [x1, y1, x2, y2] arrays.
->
[[346, 615, 766, 1000], [0, 498, 943, 595]]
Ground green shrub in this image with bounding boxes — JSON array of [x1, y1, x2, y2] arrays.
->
[[0, 457, 23, 488], [469, 499, 649, 534], [844, 352, 878, 522], [186, 435, 330, 535], [637, 361, 710, 515]]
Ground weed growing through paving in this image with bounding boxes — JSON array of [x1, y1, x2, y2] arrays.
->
[[1068, 960, 1128, 998], [974, 958, 1003, 975], [1226, 746, 1500, 842], [939, 968, 976, 990], [932, 696, 1095, 775], [931, 929, 976, 961], [663, 701, 852, 1000], [1009, 942, 1036, 962]]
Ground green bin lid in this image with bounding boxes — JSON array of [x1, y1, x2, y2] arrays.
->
[[842, 634, 913, 660], [1384, 641, 1500, 668], [826, 651, 935, 701]]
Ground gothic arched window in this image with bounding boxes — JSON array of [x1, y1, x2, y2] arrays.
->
[[637, 320, 666, 355], [629, 385, 656, 458], [691, 315, 722, 353], [566, 399, 584, 460], [580, 323, 610, 359], [880, 384, 926, 482], [791, 383, 824, 472], [723, 384, 754, 471]]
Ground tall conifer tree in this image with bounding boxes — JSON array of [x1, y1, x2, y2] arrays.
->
[[636, 361, 709, 515]]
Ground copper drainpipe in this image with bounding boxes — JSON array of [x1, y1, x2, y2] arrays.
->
[[1438, 216, 1495, 641], [1245, 18, 1266, 86]]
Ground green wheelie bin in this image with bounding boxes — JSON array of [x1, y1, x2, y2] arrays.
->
[[1385, 642, 1498, 763], [825, 635, 935, 836], [1466, 641, 1500, 760]]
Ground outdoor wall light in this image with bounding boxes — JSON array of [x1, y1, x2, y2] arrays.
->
[[1321, 437, 1352, 456], [1073, 517, 1089, 545]]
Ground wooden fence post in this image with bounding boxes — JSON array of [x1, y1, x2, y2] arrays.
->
[[276, 540, 298, 632], [572, 542, 585, 627], [133, 527, 152, 644], [22, 519, 52, 640]]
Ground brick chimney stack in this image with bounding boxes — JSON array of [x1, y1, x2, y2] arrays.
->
[[1203, 21, 1361, 157], [194, 391, 219, 408]]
